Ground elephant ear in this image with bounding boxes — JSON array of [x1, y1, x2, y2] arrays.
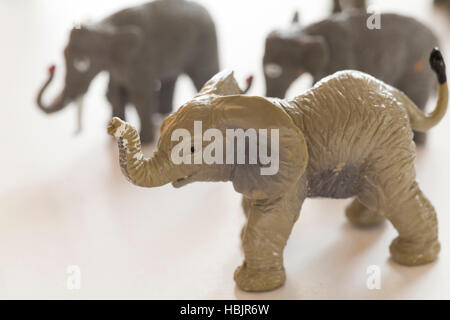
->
[[198, 70, 244, 96], [110, 26, 144, 64], [213, 95, 308, 199]]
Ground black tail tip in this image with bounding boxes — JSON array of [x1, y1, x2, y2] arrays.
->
[[430, 47, 446, 84]]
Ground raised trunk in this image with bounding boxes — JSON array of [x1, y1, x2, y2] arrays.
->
[[115, 124, 172, 187], [36, 67, 70, 114]]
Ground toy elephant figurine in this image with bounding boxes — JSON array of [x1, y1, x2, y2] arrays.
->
[[263, 11, 440, 143], [37, 0, 219, 143], [108, 48, 447, 292]]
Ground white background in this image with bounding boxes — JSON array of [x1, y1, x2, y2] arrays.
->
[[1, 0, 450, 299]]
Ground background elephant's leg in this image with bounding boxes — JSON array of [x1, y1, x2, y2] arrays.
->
[[396, 73, 433, 145], [106, 79, 128, 120], [157, 78, 177, 115], [130, 91, 156, 144], [187, 66, 218, 91], [235, 191, 304, 292], [186, 47, 219, 92], [345, 198, 384, 227], [332, 0, 342, 13]]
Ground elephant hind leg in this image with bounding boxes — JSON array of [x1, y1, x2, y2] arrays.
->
[[359, 179, 440, 266], [387, 183, 440, 265], [345, 198, 384, 227], [185, 46, 219, 92]]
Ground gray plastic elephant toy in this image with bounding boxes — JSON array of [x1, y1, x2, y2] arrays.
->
[[263, 11, 439, 143], [108, 48, 447, 292], [37, 0, 219, 143]]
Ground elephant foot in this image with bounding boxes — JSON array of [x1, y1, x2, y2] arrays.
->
[[390, 237, 440, 266], [413, 131, 427, 145], [234, 263, 285, 292], [345, 199, 384, 227]]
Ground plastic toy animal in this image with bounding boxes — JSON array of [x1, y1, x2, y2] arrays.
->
[[263, 11, 439, 143], [108, 48, 447, 292], [37, 0, 219, 143]]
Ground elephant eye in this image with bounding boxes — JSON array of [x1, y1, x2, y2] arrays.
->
[[73, 56, 91, 73], [265, 63, 283, 78], [190, 146, 195, 153]]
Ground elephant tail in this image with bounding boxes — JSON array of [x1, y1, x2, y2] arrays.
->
[[403, 48, 448, 132]]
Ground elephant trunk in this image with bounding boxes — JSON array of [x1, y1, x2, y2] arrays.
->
[[108, 118, 172, 187], [36, 66, 69, 114]]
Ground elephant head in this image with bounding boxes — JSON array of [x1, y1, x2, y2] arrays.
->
[[108, 70, 308, 200], [37, 25, 143, 125], [263, 14, 329, 98]]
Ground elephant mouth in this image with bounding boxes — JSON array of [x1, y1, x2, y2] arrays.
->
[[172, 174, 194, 188]]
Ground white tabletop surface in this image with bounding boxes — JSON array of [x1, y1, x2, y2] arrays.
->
[[1, 0, 450, 299]]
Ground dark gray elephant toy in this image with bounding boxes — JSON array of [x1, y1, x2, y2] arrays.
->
[[37, 0, 219, 143], [263, 11, 439, 144]]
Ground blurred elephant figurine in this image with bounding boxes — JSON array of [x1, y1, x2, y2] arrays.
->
[[263, 11, 440, 144], [37, 0, 219, 143], [108, 49, 447, 292]]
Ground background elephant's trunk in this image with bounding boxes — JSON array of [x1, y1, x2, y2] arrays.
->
[[36, 66, 69, 114], [108, 119, 173, 187]]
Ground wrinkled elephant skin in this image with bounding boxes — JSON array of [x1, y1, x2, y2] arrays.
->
[[109, 49, 447, 292]]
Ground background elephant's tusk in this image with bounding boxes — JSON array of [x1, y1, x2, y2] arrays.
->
[[74, 96, 84, 135]]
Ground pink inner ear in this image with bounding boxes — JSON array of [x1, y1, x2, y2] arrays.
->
[[48, 65, 56, 74]]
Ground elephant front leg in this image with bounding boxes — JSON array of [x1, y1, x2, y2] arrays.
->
[[106, 78, 128, 120], [130, 90, 157, 144], [235, 192, 303, 292], [158, 78, 177, 115]]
